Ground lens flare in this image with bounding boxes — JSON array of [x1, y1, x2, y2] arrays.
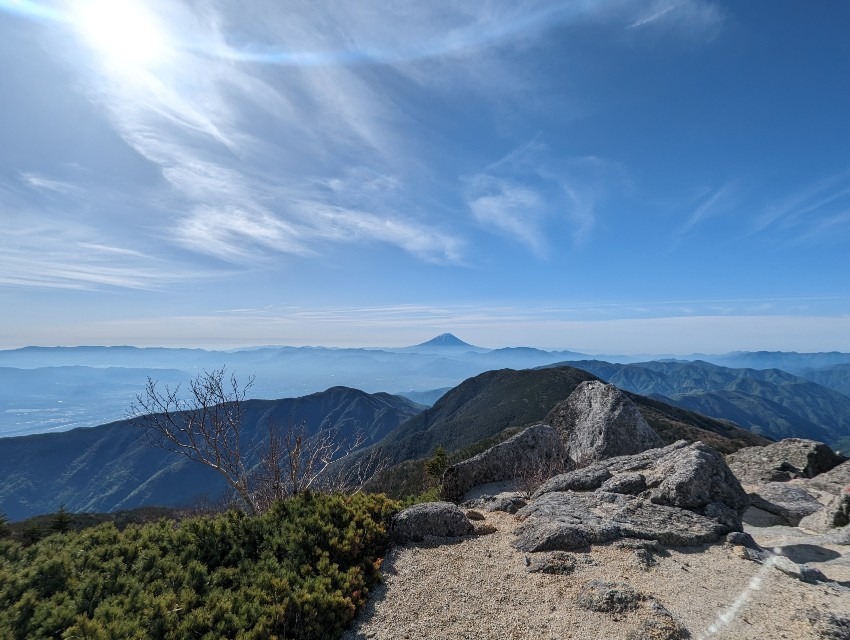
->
[[72, 0, 171, 68]]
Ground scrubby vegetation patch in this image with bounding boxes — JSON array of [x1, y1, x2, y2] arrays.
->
[[0, 492, 397, 639]]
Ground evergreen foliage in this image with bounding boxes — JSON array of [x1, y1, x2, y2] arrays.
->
[[424, 445, 448, 485], [0, 492, 398, 639], [50, 505, 72, 534]]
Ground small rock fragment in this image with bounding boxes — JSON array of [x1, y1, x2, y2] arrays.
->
[[526, 551, 578, 575], [576, 580, 645, 613]]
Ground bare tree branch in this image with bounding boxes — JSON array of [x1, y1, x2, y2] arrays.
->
[[131, 369, 390, 514], [130, 367, 258, 515]]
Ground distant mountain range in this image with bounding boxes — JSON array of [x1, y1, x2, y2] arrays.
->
[[2, 336, 849, 443], [549, 360, 850, 446], [0, 336, 599, 437], [0, 387, 421, 521], [0, 366, 768, 521]]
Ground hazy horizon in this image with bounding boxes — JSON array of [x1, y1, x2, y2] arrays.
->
[[3, 329, 850, 358]]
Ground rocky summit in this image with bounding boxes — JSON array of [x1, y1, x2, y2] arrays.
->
[[513, 441, 748, 552], [545, 380, 664, 467], [440, 424, 565, 502], [439, 380, 666, 504], [725, 437, 845, 485]]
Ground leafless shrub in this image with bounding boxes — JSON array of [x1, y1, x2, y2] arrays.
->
[[131, 368, 389, 515], [130, 367, 259, 514]]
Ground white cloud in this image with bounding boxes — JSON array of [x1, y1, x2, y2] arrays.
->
[[18, 172, 80, 194], [676, 181, 739, 237], [752, 170, 850, 240], [465, 144, 622, 254], [0, 219, 200, 290], [467, 177, 548, 255], [626, 0, 725, 38], [3, 0, 728, 292]]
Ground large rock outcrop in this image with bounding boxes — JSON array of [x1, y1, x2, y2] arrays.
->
[[545, 381, 664, 467], [798, 492, 850, 532], [748, 482, 824, 526], [808, 460, 850, 495], [726, 438, 844, 486], [514, 441, 748, 552], [440, 424, 564, 502], [392, 502, 475, 543]]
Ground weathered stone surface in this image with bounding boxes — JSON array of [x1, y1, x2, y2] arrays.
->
[[514, 492, 729, 552], [806, 609, 850, 640], [392, 501, 474, 543], [614, 538, 667, 569], [724, 531, 761, 550], [601, 472, 647, 495], [545, 381, 664, 467], [799, 492, 850, 532], [726, 438, 845, 485], [809, 460, 850, 495], [576, 580, 645, 613], [464, 492, 528, 514], [772, 555, 828, 584], [465, 509, 485, 521], [526, 551, 578, 574], [515, 442, 747, 552], [534, 466, 614, 497], [441, 424, 565, 502], [534, 441, 691, 499], [749, 482, 823, 526], [627, 601, 691, 640], [645, 443, 749, 514]]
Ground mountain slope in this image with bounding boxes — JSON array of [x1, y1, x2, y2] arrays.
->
[[368, 366, 767, 466], [0, 387, 422, 521], [555, 359, 850, 444], [702, 351, 850, 372], [413, 333, 477, 348], [797, 363, 850, 398]]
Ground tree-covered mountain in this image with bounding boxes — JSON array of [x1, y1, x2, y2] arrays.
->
[[551, 360, 850, 445], [0, 387, 421, 521], [8, 343, 848, 439], [363, 366, 767, 467], [0, 364, 771, 521], [698, 351, 850, 373], [796, 363, 850, 398]]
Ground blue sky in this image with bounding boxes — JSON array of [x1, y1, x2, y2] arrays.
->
[[1, 0, 849, 353]]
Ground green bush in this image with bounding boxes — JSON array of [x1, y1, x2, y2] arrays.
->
[[0, 492, 399, 640]]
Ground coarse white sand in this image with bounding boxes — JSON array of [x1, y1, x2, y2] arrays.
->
[[344, 511, 849, 640]]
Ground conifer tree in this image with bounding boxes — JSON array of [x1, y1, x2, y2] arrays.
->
[[51, 504, 73, 534]]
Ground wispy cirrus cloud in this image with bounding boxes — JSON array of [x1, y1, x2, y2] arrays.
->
[[0, 216, 202, 290], [625, 0, 725, 38], [465, 142, 623, 255], [56, 0, 468, 268], [751, 170, 850, 242], [675, 181, 740, 238], [2, 0, 727, 291], [466, 177, 549, 255], [18, 172, 80, 194]]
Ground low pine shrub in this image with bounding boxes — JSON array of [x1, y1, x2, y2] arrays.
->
[[0, 492, 399, 639]]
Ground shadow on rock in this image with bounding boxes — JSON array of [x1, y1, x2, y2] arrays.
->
[[775, 543, 842, 564]]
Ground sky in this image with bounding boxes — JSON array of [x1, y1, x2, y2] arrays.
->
[[1, 0, 849, 354]]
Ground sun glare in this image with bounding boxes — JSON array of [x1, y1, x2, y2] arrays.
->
[[73, 0, 171, 68]]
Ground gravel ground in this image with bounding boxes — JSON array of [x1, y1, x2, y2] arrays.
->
[[344, 511, 849, 640]]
